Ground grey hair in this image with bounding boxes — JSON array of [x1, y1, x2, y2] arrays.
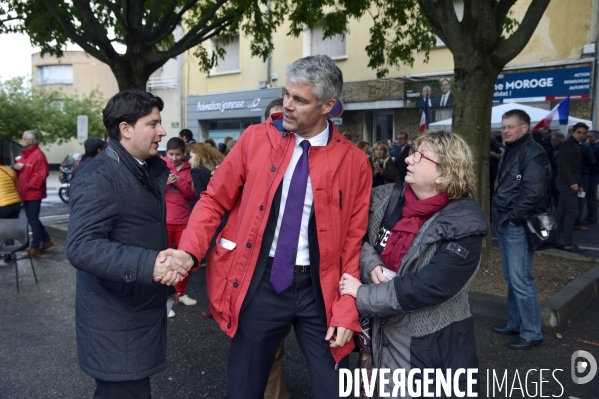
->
[[286, 55, 343, 105], [551, 132, 566, 141], [588, 130, 599, 138], [23, 130, 38, 144]]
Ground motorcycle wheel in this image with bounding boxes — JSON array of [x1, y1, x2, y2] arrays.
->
[[58, 186, 70, 204]]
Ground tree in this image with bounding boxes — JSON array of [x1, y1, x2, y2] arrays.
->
[[0, 0, 287, 91], [299, 0, 550, 218], [0, 76, 105, 146]]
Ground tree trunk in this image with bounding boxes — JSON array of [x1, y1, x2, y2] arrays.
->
[[109, 53, 162, 92], [451, 58, 503, 263]]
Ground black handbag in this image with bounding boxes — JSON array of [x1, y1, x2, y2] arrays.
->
[[525, 212, 560, 251]]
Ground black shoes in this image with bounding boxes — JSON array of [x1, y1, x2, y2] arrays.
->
[[492, 326, 519, 335], [506, 337, 543, 350], [561, 244, 586, 253]]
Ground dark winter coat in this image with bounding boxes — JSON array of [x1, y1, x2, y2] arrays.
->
[[357, 184, 488, 397], [66, 140, 171, 381]]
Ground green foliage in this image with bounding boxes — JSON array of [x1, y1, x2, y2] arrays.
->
[[0, 76, 105, 145]]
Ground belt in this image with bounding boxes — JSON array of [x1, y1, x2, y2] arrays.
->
[[266, 257, 311, 273]]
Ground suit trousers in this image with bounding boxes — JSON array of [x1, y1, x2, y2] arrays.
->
[[556, 184, 579, 246], [93, 378, 151, 399], [226, 267, 347, 399]]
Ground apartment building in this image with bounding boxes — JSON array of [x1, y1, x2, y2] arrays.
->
[[184, 0, 598, 144], [31, 51, 183, 167]]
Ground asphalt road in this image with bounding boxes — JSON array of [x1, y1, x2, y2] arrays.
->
[[0, 174, 597, 398]]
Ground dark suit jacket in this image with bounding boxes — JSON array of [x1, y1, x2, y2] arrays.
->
[[394, 144, 411, 183], [415, 97, 434, 108], [434, 92, 454, 107]]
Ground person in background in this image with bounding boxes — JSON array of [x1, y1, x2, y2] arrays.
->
[[583, 130, 599, 225], [265, 98, 284, 117], [163, 137, 198, 317], [344, 132, 353, 142], [0, 150, 21, 263], [556, 123, 587, 250], [204, 138, 217, 148], [218, 142, 227, 154], [355, 141, 370, 156], [549, 132, 566, 210], [340, 130, 487, 396], [492, 109, 550, 349], [575, 127, 596, 229], [179, 129, 196, 144], [72, 138, 107, 179], [225, 139, 237, 156], [13, 130, 52, 258], [188, 142, 225, 319], [393, 132, 411, 184], [370, 141, 398, 187]]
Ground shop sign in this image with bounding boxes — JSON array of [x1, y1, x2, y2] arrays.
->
[[494, 66, 591, 102], [197, 97, 262, 113]]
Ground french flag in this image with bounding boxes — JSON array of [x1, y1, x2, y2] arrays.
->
[[419, 97, 429, 134], [533, 97, 570, 130]]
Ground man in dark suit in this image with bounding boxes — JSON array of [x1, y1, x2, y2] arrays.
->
[[434, 78, 454, 107], [393, 132, 411, 183], [178, 55, 372, 399], [415, 85, 434, 108], [67, 90, 194, 398]]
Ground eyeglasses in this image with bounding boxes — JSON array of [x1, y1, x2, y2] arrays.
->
[[409, 149, 439, 165], [500, 123, 527, 131]]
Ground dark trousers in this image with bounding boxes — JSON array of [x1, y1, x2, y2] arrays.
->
[[226, 267, 347, 399], [576, 174, 590, 225], [23, 200, 50, 248], [93, 378, 151, 399], [585, 174, 599, 223], [0, 203, 20, 219], [556, 184, 578, 246]]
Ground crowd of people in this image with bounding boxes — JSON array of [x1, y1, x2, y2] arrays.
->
[[2, 53, 597, 399]]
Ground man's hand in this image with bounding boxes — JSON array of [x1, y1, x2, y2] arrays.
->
[[152, 249, 194, 285], [325, 326, 353, 348], [13, 163, 24, 171], [571, 183, 579, 191], [370, 265, 390, 284]]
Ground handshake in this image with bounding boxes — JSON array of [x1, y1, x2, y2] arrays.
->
[[152, 248, 195, 286]]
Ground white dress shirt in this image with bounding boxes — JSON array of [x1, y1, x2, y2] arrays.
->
[[269, 123, 329, 264], [440, 91, 451, 107]]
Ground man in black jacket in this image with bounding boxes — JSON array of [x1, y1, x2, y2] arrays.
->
[[67, 91, 194, 399], [491, 109, 551, 350], [556, 123, 588, 251], [393, 132, 411, 184]]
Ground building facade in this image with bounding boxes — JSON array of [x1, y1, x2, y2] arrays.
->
[[184, 0, 598, 144]]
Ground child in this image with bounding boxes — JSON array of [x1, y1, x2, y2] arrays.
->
[[163, 137, 197, 317]]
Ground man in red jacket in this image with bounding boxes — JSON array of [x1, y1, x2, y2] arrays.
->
[[14, 130, 52, 257], [178, 55, 372, 399]]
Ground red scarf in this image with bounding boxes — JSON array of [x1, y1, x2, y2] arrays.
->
[[380, 184, 450, 272]]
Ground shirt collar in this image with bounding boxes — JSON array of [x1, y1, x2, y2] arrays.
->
[[294, 121, 329, 148]]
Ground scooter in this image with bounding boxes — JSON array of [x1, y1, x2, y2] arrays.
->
[[58, 168, 72, 204]]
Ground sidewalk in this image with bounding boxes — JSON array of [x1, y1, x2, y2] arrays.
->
[[1, 240, 597, 398]]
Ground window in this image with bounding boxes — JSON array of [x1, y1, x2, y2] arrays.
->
[[37, 65, 73, 85], [211, 35, 240, 74], [311, 25, 346, 60]]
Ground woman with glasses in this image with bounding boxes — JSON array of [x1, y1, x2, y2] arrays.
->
[[340, 130, 488, 396], [370, 141, 399, 187]]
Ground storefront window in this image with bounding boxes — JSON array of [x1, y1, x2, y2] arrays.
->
[[208, 117, 261, 143], [374, 113, 394, 144]]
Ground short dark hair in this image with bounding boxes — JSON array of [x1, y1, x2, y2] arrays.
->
[[166, 137, 186, 152], [103, 91, 164, 142], [572, 122, 589, 132], [502, 109, 531, 126], [179, 129, 194, 142], [397, 132, 408, 140], [265, 98, 284, 118], [588, 130, 599, 138]]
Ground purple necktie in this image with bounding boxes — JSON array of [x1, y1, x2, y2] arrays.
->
[[270, 139, 311, 293]]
